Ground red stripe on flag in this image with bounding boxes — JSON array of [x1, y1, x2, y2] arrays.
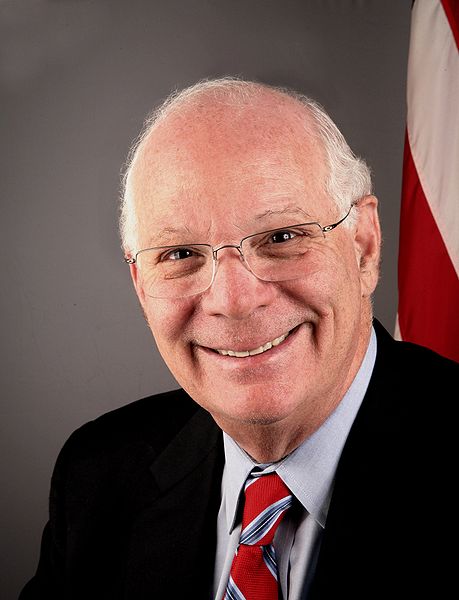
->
[[441, 0, 459, 51], [398, 133, 459, 363]]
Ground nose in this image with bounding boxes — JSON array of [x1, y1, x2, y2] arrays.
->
[[201, 247, 277, 319]]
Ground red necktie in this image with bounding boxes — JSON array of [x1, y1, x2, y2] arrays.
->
[[223, 472, 293, 600]]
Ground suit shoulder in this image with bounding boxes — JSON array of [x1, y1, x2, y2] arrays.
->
[[366, 320, 458, 444], [57, 388, 200, 466], [373, 319, 458, 388]]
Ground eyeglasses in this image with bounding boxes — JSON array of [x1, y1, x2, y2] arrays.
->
[[125, 204, 355, 299]]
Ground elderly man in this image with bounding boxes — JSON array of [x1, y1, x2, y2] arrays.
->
[[21, 79, 457, 599]]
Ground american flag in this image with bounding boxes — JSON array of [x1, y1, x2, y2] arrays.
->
[[396, 0, 459, 363]]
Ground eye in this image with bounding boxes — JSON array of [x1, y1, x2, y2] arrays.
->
[[269, 230, 299, 244], [161, 247, 196, 261]]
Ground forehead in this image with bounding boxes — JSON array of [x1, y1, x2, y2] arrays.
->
[[131, 93, 332, 242]]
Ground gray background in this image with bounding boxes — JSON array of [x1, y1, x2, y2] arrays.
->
[[1, 0, 411, 597]]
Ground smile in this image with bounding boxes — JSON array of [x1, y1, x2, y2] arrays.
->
[[214, 330, 292, 357]]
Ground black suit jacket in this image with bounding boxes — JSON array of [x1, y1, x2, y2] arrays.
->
[[20, 321, 458, 599]]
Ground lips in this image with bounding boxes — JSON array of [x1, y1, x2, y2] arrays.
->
[[213, 329, 292, 358]]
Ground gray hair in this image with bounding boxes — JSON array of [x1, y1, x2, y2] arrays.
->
[[119, 77, 372, 253]]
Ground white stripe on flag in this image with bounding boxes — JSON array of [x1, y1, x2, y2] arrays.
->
[[407, 0, 459, 276]]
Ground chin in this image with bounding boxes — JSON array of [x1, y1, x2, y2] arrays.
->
[[204, 385, 301, 427]]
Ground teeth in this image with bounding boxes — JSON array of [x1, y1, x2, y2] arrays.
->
[[216, 331, 290, 357], [272, 333, 287, 347]]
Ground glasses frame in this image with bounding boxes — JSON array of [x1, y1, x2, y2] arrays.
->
[[124, 203, 356, 298]]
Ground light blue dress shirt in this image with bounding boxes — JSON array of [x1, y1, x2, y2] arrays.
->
[[213, 328, 377, 600]]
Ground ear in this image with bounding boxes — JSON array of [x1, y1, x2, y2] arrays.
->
[[353, 195, 381, 298], [129, 261, 147, 306]]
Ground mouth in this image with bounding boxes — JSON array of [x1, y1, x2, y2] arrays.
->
[[211, 327, 297, 358]]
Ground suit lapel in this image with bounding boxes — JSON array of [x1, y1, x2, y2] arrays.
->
[[150, 407, 223, 492], [124, 407, 224, 599]]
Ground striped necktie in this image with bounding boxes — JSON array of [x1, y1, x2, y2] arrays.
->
[[224, 472, 293, 600]]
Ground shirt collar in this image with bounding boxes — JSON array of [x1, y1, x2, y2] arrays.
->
[[222, 327, 377, 532]]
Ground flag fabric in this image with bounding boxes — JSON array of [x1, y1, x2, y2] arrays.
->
[[396, 0, 459, 363]]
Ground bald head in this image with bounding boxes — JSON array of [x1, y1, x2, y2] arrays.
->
[[119, 78, 372, 255]]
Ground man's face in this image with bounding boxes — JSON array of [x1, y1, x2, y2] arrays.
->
[[129, 96, 380, 443]]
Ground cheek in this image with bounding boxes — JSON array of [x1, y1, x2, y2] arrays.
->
[[286, 255, 359, 309], [325, 243, 362, 296], [144, 298, 195, 352]]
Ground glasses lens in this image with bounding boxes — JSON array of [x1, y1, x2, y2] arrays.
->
[[242, 223, 324, 281], [136, 245, 214, 298]]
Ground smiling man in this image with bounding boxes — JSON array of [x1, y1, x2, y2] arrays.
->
[[21, 79, 457, 600], [125, 80, 380, 465]]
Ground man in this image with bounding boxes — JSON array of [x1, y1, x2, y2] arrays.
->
[[20, 78, 457, 599]]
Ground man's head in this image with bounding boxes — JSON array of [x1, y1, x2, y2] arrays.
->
[[120, 78, 381, 460]]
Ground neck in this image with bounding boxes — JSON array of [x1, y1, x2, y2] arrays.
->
[[227, 421, 317, 464], [216, 394, 340, 463]]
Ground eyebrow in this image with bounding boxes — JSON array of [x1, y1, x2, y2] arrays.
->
[[254, 206, 314, 221], [149, 226, 194, 245]]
